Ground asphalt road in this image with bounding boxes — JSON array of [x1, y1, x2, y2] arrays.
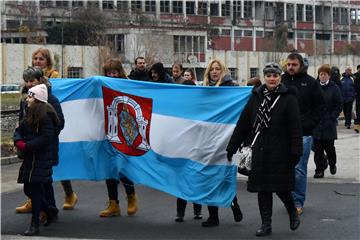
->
[[1, 173, 359, 240]]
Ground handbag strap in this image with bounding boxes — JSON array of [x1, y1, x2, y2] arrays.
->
[[250, 94, 280, 147]]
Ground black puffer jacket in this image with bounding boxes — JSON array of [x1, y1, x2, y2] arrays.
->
[[227, 84, 303, 192], [313, 81, 343, 140], [128, 69, 149, 81], [281, 72, 325, 136], [19, 87, 64, 166], [15, 111, 58, 183]]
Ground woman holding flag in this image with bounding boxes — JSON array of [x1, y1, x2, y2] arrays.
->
[[201, 59, 243, 227]]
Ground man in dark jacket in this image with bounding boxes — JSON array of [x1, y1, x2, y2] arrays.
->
[[340, 67, 355, 129], [353, 65, 360, 133], [148, 62, 174, 83], [127, 57, 149, 81], [281, 53, 325, 215]]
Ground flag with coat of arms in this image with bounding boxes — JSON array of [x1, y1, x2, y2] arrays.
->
[[50, 76, 252, 207]]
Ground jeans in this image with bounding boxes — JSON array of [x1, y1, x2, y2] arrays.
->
[[292, 136, 313, 208]]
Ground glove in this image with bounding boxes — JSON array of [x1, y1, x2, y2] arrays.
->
[[227, 152, 233, 162], [16, 140, 26, 151]]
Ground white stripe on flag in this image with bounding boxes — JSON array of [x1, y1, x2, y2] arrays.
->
[[59, 99, 106, 142], [59, 99, 235, 166]]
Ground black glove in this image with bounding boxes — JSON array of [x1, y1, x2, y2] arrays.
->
[[227, 152, 233, 162]]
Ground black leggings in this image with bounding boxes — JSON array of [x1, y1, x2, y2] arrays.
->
[[313, 139, 336, 172], [24, 183, 49, 225], [176, 198, 202, 217], [106, 177, 135, 201]]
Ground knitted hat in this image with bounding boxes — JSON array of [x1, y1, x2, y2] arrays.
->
[[28, 84, 48, 103], [263, 62, 282, 75]]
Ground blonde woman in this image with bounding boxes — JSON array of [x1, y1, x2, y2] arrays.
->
[[32, 48, 60, 78], [201, 59, 242, 227]]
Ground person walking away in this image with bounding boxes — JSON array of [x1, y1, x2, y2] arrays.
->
[[14, 84, 60, 235], [340, 66, 355, 129], [281, 53, 325, 215], [201, 59, 243, 228], [312, 65, 343, 178], [227, 62, 302, 236]]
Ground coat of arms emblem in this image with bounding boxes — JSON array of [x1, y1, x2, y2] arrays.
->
[[102, 86, 152, 156]]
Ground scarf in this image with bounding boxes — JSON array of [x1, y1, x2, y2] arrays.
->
[[253, 86, 280, 133]]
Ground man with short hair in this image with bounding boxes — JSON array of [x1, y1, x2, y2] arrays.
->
[[354, 65, 360, 133], [128, 57, 149, 81], [281, 53, 325, 215]]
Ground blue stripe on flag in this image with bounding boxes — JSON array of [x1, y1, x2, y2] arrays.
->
[[50, 77, 252, 124], [53, 140, 237, 207]]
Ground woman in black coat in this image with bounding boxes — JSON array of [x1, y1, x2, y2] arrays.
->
[[14, 84, 59, 236], [313, 65, 343, 178], [227, 63, 303, 236]]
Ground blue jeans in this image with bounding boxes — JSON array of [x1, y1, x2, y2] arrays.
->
[[292, 136, 313, 208]]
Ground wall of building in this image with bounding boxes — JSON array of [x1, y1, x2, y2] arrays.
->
[[1, 43, 360, 85], [1, 43, 101, 84]]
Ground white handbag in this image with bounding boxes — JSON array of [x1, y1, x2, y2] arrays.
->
[[237, 131, 260, 176]]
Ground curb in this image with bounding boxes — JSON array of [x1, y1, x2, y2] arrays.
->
[[1, 156, 21, 165]]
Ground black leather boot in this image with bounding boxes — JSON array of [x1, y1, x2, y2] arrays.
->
[[231, 201, 243, 222], [289, 211, 300, 231], [44, 206, 59, 226], [256, 223, 272, 236], [201, 206, 219, 227], [23, 220, 40, 236]]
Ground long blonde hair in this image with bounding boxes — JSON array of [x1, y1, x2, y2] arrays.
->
[[203, 59, 228, 86]]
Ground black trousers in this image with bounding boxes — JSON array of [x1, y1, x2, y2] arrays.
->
[[343, 101, 354, 126], [176, 198, 202, 217], [24, 183, 49, 226], [106, 177, 135, 201], [207, 195, 239, 221], [257, 191, 295, 225], [313, 139, 336, 172], [44, 182, 56, 207], [61, 180, 73, 196]]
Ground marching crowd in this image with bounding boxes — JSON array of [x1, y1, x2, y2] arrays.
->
[[13, 47, 360, 236]]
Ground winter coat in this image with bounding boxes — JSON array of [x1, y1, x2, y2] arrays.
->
[[15, 111, 58, 184], [281, 72, 325, 136], [173, 76, 186, 84], [19, 87, 65, 166], [340, 74, 355, 103], [205, 74, 235, 86], [313, 81, 342, 140], [354, 72, 360, 97], [330, 72, 342, 90], [44, 68, 60, 78], [128, 69, 149, 81], [227, 84, 303, 192]]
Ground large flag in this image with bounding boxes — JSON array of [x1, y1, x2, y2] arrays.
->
[[51, 76, 252, 207]]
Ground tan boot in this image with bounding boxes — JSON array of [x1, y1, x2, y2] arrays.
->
[[63, 192, 78, 210], [127, 194, 138, 215], [16, 199, 32, 213], [99, 200, 120, 217], [354, 124, 360, 133]]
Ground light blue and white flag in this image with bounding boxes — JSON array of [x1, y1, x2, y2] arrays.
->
[[51, 76, 252, 207]]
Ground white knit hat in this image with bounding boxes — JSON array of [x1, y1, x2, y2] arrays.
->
[[28, 84, 48, 103]]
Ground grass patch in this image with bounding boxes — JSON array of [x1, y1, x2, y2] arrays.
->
[[1, 93, 21, 110]]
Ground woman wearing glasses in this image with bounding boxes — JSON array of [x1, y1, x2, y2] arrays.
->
[[227, 63, 303, 236]]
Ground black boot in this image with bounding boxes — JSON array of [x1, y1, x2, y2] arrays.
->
[[231, 201, 243, 222], [201, 206, 219, 227], [256, 223, 272, 236], [289, 211, 300, 231], [44, 206, 59, 226], [23, 220, 40, 236]]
